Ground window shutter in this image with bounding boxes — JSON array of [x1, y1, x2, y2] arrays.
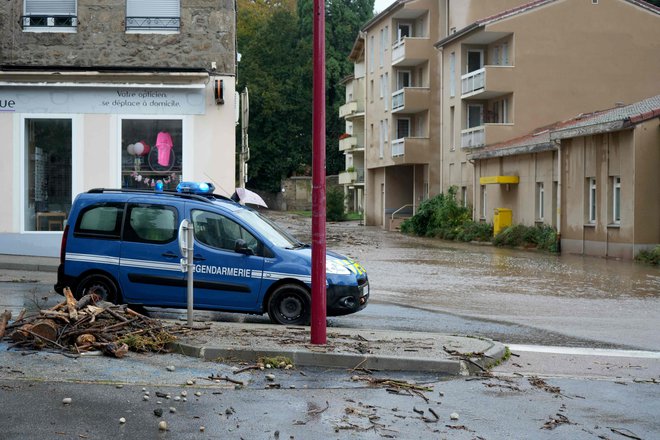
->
[[127, 0, 180, 18], [25, 0, 76, 15]]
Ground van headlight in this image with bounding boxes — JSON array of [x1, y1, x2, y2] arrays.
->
[[326, 258, 351, 275]]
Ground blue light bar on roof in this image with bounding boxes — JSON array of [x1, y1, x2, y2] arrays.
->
[[176, 181, 215, 194]]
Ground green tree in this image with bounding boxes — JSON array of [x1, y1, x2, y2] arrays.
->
[[238, 0, 373, 191]]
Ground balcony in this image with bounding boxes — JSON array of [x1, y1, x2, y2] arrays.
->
[[461, 123, 516, 149], [339, 136, 358, 152], [391, 37, 431, 67], [339, 101, 365, 120], [391, 137, 431, 163], [461, 66, 514, 99], [461, 126, 485, 149], [391, 87, 430, 113], [339, 168, 365, 185]]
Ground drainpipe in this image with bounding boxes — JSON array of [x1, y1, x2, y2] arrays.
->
[[555, 140, 561, 252]]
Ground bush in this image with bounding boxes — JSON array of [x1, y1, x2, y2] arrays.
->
[[326, 187, 346, 222], [400, 187, 492, 241], [635, 246, 660, 265], [492, 224, 559, 252]]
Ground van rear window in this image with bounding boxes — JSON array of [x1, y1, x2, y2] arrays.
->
[[74, 203, 124, 238]]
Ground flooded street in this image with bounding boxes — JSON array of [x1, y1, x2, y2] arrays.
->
[[270, 212, 660, 351]]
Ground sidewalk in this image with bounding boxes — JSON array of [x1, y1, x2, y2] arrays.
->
[[0, 254, 59, 272], [170, 321, 507, 375], [0, 253, 508, 375]]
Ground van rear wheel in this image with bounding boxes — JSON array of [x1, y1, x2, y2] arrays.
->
[[267, 284, 310, 326], [76, 274, 119, 304]]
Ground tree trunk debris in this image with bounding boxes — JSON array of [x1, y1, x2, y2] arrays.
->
[[1, 291, 177, 357]]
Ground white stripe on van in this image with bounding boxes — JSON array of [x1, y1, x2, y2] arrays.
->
[[67, 253, 120, 265]]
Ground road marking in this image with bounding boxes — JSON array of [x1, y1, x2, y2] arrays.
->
[[508, 344, 660, 359]]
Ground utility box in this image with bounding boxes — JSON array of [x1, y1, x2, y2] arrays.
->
[[493, 208, 512, 235]]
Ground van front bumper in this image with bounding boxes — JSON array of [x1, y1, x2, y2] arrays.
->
[[326, 280, 369, 316]]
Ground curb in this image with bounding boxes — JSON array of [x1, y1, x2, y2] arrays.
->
[[0, 261, 58, 273], [170, 340, 508, 375]]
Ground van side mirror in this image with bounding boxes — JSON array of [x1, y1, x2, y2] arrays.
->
[[234, 239, 254, 255]]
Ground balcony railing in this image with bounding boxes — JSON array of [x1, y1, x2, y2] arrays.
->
[[339, 169, 365, 185], [461, 126, 485, 149], [339, 101, 358, 118], [339, 136, 358, 152], [21, 15, 77, 29], [126, 16, 180, 31], [391, 87, 430, 113], [462, 68, 485, 95], [392, 139, 405, 157], [391, 37, 430, 66]]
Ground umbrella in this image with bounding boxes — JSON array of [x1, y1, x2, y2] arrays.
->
[[232, 188, 268, 208]]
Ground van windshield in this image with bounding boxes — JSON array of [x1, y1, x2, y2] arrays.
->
[[234, 209, 303, 248]]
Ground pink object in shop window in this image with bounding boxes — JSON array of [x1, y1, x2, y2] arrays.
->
[[155, 131, 174, 166]]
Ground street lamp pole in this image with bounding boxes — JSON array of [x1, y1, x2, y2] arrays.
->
[[311, 0, 327, 344]]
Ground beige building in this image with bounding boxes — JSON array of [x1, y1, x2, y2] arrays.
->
[[437, 0, 660, 221], [0, 0, 236, 257], [342, 0, 660, 260], [339, 35, 367, 217], [469, 95, 660, 259]]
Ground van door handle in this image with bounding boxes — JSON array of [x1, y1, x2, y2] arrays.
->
[[193, 254, 206, 261], [161, 251, 178, 258]]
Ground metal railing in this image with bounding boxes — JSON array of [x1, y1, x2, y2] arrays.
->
[[461, 126, 485, 149], [126, 16, 180, 31], [461, 67, 485, 95], [21, 15, 77, 29], [392, 139, 405, 157], [391, 204, 415, 223]]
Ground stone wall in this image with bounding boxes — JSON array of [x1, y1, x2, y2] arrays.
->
[[259, 175, 340, 211], [0, 0, 235, 73]]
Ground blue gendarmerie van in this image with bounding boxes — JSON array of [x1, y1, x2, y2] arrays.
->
[[54, 183, 369, 325]]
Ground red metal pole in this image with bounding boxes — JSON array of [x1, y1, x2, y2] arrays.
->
[[311, 0, 327, 344]]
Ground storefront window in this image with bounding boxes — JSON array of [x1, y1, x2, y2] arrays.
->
[[24, 119, 72, 232], [121, 119, 182, 190]]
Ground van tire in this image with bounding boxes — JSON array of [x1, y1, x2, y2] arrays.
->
[[76, 274, 119, 304], [267, 284, 310, 325]]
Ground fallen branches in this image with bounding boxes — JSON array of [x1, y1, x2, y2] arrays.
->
[[2, 291, 176, 357], [0, 310, 11, 339]]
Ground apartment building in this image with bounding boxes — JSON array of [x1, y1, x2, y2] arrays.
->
[[344, 0, 659, 251], [338, 35, 367, 217], [0, 0, 236, 256], [469, 95, 660, 259], [437, 0, 660, 222], [358, 0, 443, 229]]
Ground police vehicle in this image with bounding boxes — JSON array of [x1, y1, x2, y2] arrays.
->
[[54, 182, 369, 325]]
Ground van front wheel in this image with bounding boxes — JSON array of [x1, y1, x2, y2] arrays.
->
[[267, 284, 310, 326], [76, 274, 119, 304]]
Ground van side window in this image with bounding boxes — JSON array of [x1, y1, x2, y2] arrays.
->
[[191, 209, 262, 256], [74, 203, 124, 238], [124, 204, 177, 243]]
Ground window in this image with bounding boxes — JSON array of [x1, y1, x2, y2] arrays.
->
[[125, 204, 177, 243], [449, 52, 456, 97], [379, 29, 384, 67], [396, 118, 410, 139], [369, 36, 374, 73], [587, 177, 597, 224], [461, 186, 468, 207], [536, 182, 545, 221], [384, 72, 389, 111], [379, 120, 385, 158], [121, 119, 182, 190], [379, 75, 384, 99], [75, 203, 124, 239], [467, 104, 483, 128], [126, 0, 180, 32], [397, 23, 411, 41], [369, 79, 374, 103], [449, 106, 455, 150], [466, 50, 484, 73], [384, 26, 389, 50], [612, 176, 621, 224], [23, 0, 77, 31], [192, 210, 261, 255], [489, 98, 509, 123], [397, 70, 411, 90], [24, 118, 72, 232]]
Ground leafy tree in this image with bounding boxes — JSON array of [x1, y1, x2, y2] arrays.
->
[[238, 0, 373, 191]]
